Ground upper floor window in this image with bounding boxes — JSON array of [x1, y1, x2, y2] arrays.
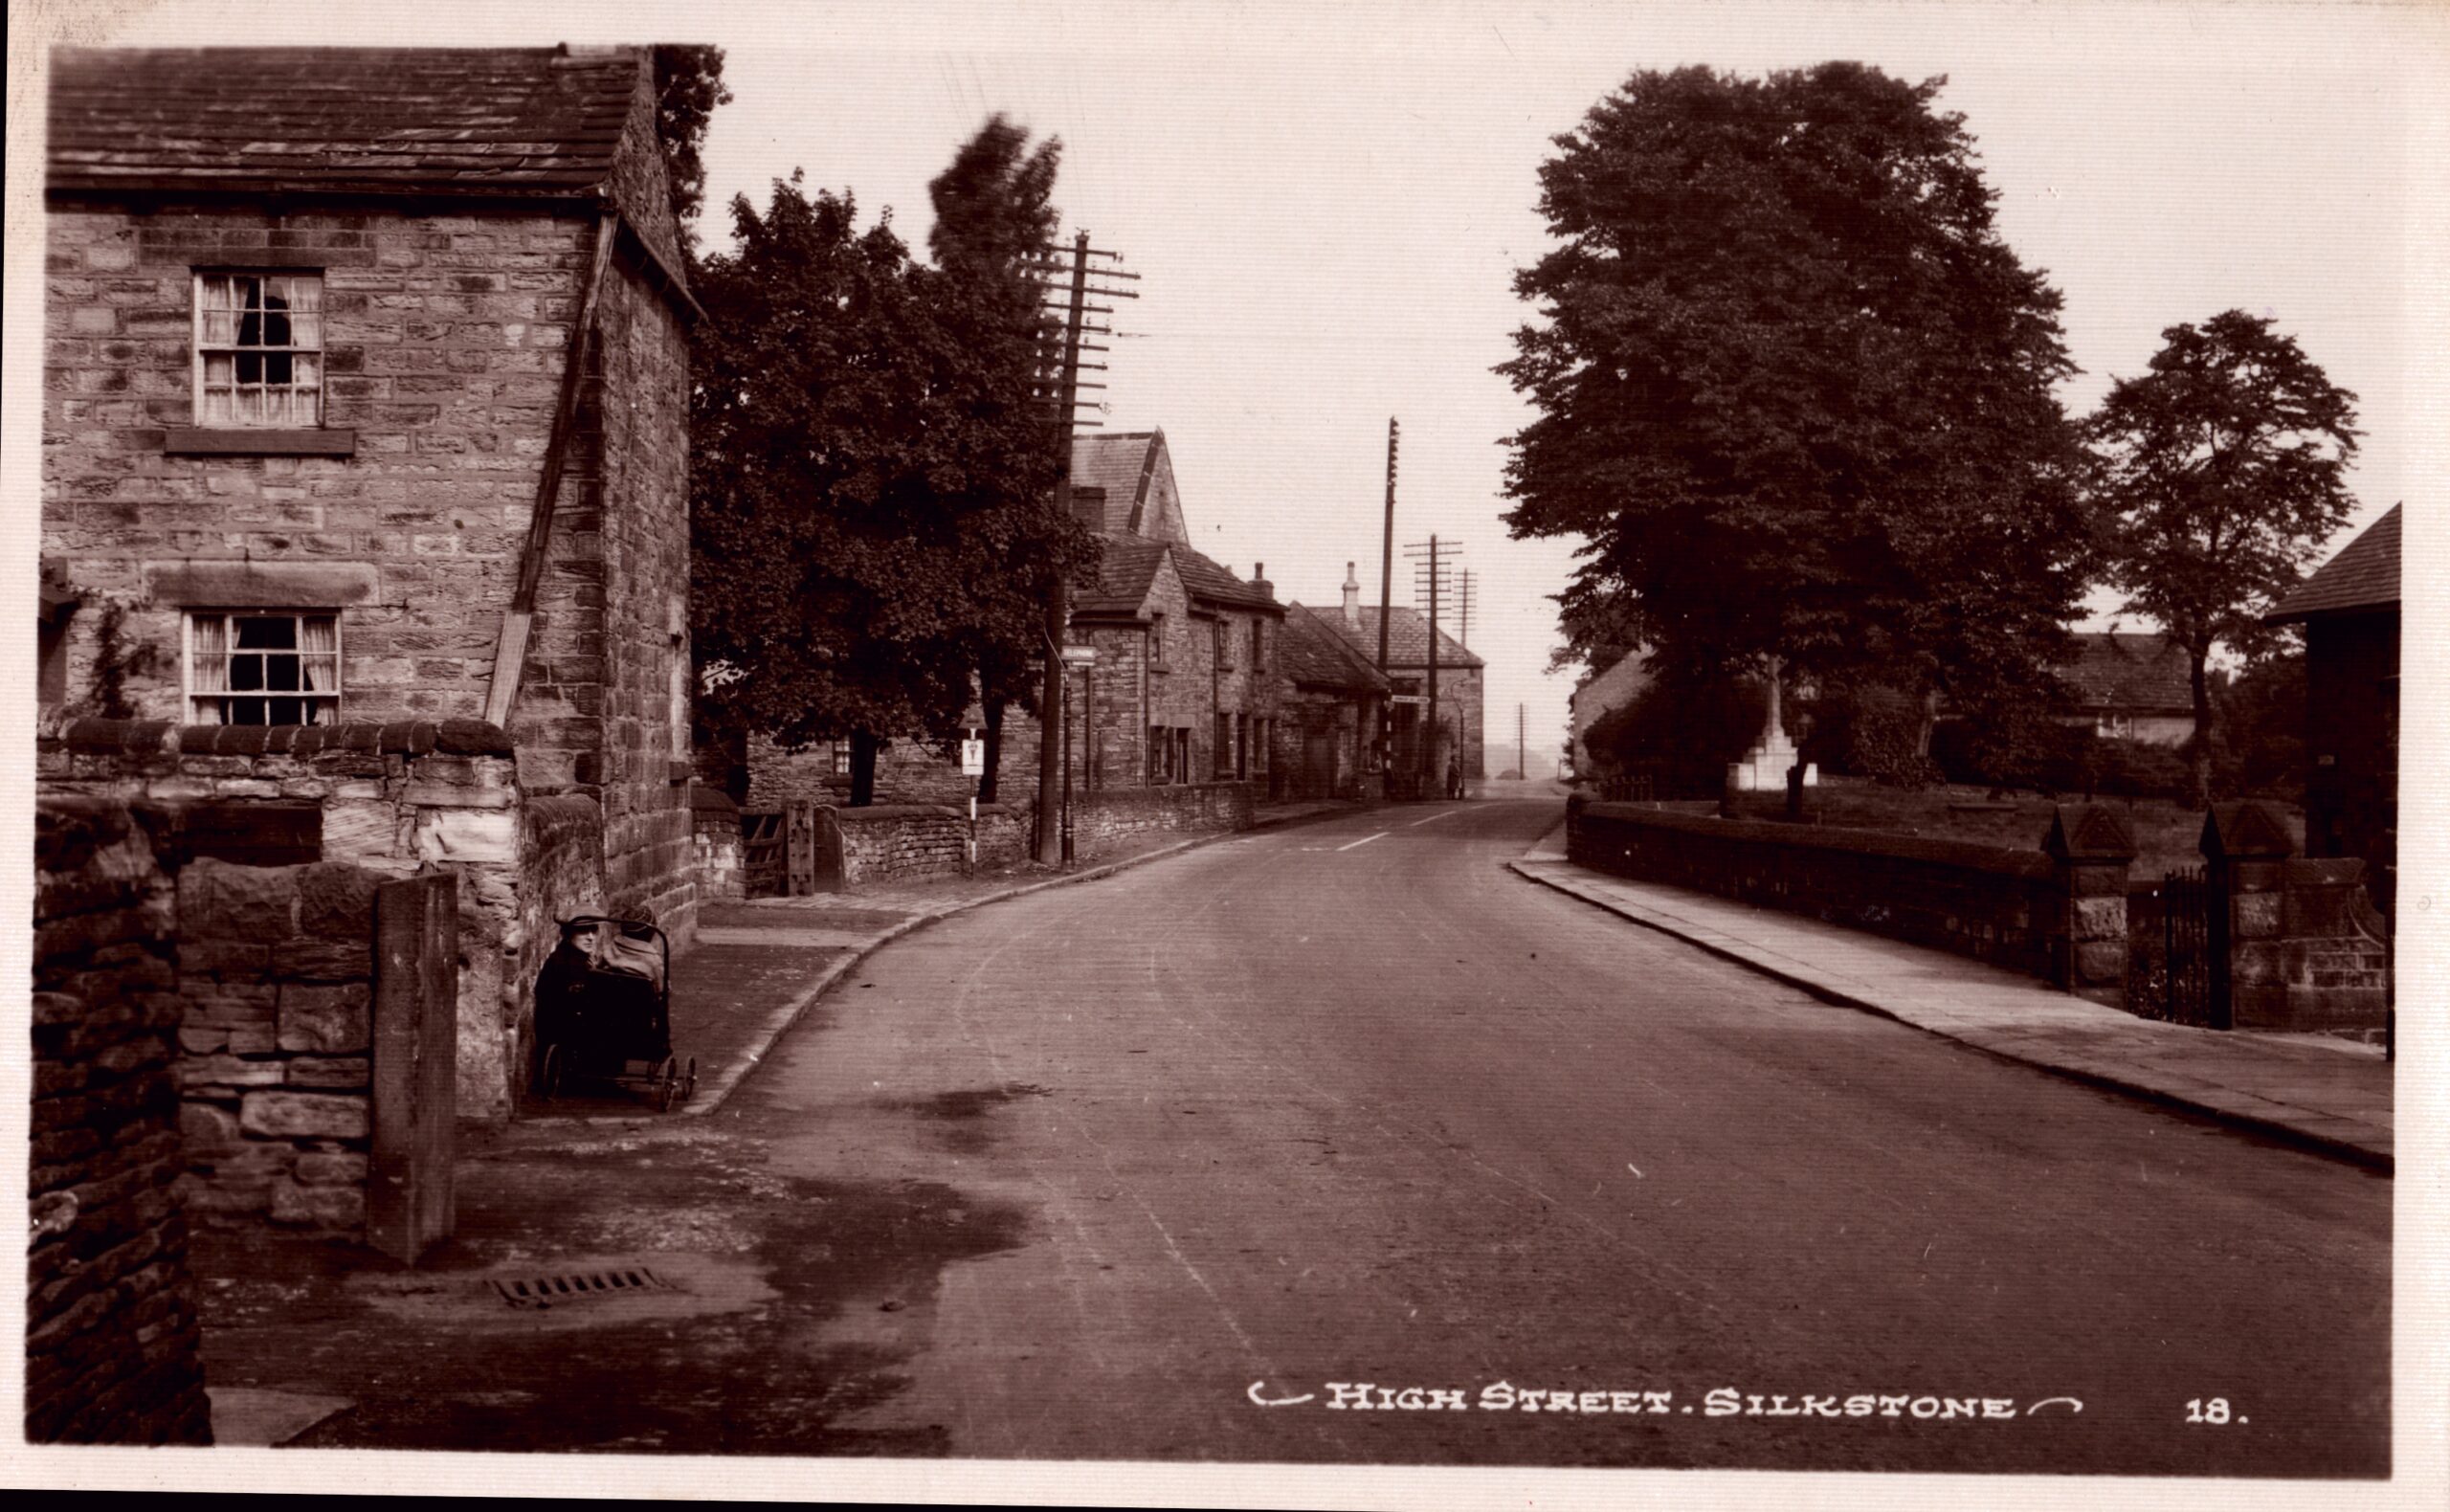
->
[[1149, 613, 1169, 670], [1214, 618, 1230, 670], [187, 610, 339, 725], [1250, 618, 1265, 671], [194, 273, 323, 427]]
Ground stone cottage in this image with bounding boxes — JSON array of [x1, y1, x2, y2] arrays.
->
[[728, 427, 1285, 809], [39, 44, 700, 1123], [1299, 568, 1485, 791], [1272, 588, 1390, 801]]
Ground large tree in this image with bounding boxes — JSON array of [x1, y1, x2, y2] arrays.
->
[[689, 121, 1081, 805], [1501, 63, 2092, 752], [2085, 309, 2360, 804], [650, 44, 733, 259], [924, 116, 1078, 802]]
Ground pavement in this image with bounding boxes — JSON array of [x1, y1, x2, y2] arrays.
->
[[1509, 824, 2394, 1173], [520, 795, 1376, 1123]]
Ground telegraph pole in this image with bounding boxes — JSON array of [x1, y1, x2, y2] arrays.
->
[[1405, 535, 1462, 795], [1024, 231, 1136, 864], [1375, 419, 1397, 778], [1519, 702, 1526, 785]]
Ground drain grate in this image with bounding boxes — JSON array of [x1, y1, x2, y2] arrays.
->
[[489, 1266, 673, 1309]]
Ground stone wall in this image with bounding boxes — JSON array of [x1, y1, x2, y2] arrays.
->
[[1077, 781, 1256, 850], [512, 795, 608, 1097], [691, 784, 746, 903], [30, 798, 213, 1444], [38, 716, 535, 1120], [829, 804, 1029, 887], [41, 201, 589, 726], [1568, 799, 2131, 1004], [169, 856, 383, 1235], [1274, 692, 1372, 800], [579, 224, 697, 945]]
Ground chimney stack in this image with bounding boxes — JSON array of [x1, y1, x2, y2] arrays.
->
[[1342, 561, 1361, 627], [1251, 562, 1273, 601]]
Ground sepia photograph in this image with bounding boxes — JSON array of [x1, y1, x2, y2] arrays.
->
[[6, 0, 2442, 1505]]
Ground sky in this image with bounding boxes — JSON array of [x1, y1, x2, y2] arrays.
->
[[11, 0, 2439, 768]]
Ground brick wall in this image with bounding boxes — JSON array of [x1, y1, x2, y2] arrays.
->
[[1568, 799, 2125, 998], [30, 798, 213, 1444]]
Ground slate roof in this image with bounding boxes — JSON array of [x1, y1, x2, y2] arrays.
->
[[1071, 433, 1164, 530], [1170, 545, 1281, 613], [48, 46, 646, 199], [1072, 535, 1279, 618], [1074, 536, 1169, 616], [2059, 633, 2193, 713], [1307, 605, 1482, 671], [1280, 607, 1392, 693], [2265, 504, 2402, 622]]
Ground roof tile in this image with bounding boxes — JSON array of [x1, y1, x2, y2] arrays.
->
[[2265, 504, 2401, 621]]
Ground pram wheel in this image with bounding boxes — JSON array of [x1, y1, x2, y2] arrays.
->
[[539, 1044, 564, 1100], [654, 1055, 681, 1112], [682, 1056, 698, 1104]]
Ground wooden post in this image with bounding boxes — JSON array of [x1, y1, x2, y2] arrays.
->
[[785, 800, 817, 896], [370, 873, 457, 1264]]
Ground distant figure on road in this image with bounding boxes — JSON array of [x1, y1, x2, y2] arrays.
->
[[1445, 752, 1464, 800]]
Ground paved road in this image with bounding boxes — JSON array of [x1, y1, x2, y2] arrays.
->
[[733, 798, 2390, 1475], [221, 797, 2388, 1476]]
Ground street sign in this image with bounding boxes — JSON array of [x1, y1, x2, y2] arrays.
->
[[960, 740, 986, 776], [1390, 694, 1428, 705], [1060, 646, 1098, 666]]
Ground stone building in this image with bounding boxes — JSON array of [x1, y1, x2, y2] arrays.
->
[[39, 45, 700, 1122], [1299, 566, 1485, 789], [729, 428, 1284, 810], [1272, 591, 1389, 800], [2056, 632, 2195, 746]]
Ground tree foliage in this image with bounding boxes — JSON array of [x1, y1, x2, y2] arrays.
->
[[688, 142, 1081, 797], [1502, 63, 2091, 732], [2084, 309, 2359, 802], [651, 44, 734, 257]]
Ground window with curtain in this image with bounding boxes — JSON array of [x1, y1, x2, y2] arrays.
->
[[194, 273, 324, 427], [187, 611, 340, 725]]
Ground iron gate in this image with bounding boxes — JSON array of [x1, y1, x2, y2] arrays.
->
[[2162, 864, 2230, 1029]]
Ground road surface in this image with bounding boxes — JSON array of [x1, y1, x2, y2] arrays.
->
[[230, 797, 2389, 1476]]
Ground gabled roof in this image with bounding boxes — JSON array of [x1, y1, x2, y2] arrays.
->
[[2265, 504, 2402, 622], [1072, 534, 1280, 618], [1071, 433, 1165, 532], [1281, 607, 1391, 693], [2059, 633, 2193, 713], [1073, 536, 1170, 617], [1171, 545, 1281, 614], [46, 45, 690, 302], [1306, 605, 1482, 671]]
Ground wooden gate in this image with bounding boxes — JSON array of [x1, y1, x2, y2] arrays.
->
[[370, 873, 457, 1263], [741, 810, 786, 898], [2162, 865, 2229, 1030]]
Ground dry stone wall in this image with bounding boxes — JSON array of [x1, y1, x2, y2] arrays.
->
[[30, 798, 213, 1444]]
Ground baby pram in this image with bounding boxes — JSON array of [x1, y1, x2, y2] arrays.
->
[[532, 916, 696, 1111]]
